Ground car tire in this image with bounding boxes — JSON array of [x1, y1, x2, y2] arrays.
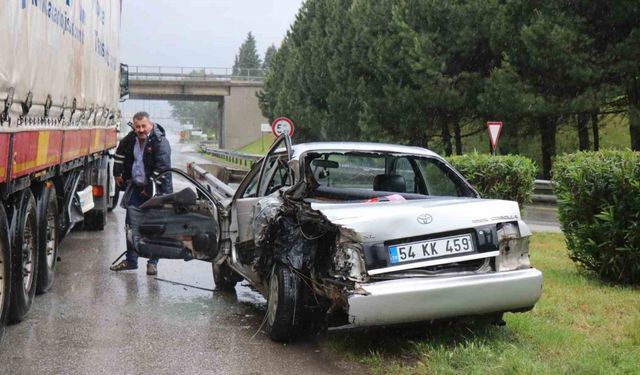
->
[[35, 183, 58, 294], [265, 263, 303, 342], [0, 205, 11, 341], [9, 190, 39, 323], [212, 262, 241, 291]]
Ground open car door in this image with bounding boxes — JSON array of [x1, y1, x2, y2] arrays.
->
[[126, 168, 223, 262], [226, 134, 293, 281]]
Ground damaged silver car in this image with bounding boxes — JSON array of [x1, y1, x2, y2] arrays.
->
[[128, 135, 543, 342]]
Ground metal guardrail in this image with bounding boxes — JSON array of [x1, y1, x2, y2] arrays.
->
[[187, 163, 236, 200], [199, 143, 262, 169], [127, 66, 265, 82], [533, 179, 557, 204]]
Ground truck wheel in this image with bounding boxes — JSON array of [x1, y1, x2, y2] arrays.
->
[[36, 183, 58, 294], [212, 262, 241, 291], [265, 263, 303, 342], [9, 190, 39, 323], [0, 205, 11, 341]]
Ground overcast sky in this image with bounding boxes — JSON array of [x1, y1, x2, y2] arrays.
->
[[119, 0, 304, 120]]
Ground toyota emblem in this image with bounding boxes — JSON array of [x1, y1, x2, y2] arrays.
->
[[417, 213, 433, 224]]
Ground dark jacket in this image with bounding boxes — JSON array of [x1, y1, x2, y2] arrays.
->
[[113, 123, 173, 195]]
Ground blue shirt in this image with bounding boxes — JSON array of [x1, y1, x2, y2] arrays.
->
[[132, 138, 147, 186]]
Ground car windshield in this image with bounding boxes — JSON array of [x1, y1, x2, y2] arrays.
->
[[307, 152, 474, 197]]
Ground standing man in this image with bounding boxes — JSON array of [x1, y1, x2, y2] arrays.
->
[[110, 111, 172, 275]]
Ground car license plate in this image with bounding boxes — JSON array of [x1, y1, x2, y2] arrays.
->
[[388, 234, 475, 264]]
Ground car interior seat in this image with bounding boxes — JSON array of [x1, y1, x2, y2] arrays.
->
[[373, 174, 407, 193]]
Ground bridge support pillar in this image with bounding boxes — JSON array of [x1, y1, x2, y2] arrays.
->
[[218, 101, 225, 149], [220, 84, 267, 150]]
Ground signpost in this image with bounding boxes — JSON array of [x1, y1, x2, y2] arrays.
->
[[486, 121, 503, 155], [271, 117, 295, 137]]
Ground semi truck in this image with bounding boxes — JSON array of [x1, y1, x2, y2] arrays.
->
[[0, 0, 124, 339]]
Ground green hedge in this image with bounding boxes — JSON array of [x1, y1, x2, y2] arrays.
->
[[447, 153, 536, 207], [552, 150, 640, 284]]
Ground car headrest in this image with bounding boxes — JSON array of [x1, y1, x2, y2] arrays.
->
[[373, 174, 406, 193]]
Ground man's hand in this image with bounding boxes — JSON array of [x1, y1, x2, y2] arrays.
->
[[115, 176, 124, 187]]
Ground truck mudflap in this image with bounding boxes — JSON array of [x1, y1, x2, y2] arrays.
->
[[346, 268, 543, 327], [60, 170, 84, 238]]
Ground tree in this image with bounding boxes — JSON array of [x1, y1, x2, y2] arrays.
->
[[259, 0, 638, 172], [262, 44, 277, 70], [232, 32, 262, 78], [260, 0, 363, 142], [391, 0, 500, 155], [566, 1, 640, 150], [485, 1, 597, 178]]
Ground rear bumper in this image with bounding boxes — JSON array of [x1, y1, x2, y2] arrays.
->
[[347, 268, 543, 327]]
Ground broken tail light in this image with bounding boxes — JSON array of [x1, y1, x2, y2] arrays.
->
[[496, 221, 532, 271]]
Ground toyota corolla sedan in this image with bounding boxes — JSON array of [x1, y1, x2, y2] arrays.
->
[[127, 135, 543, 342]]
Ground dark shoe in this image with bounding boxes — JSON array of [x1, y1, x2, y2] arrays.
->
[[147, 263, 157, 276], [110, 260, 137, 271]]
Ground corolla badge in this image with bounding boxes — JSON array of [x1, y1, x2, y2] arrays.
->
[[417, 213, 433, 224]]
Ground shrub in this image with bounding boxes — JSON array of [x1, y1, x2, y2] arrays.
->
[[552, 150, 640, 284], [447, 152, 536, 207]]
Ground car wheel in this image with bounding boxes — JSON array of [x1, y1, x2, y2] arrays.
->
[[9, 190, 39, 323], [0, 205, 11, 341], [212, 262, 241, 291], [265, 263, 303, 342], [36, 183, 58, 294]]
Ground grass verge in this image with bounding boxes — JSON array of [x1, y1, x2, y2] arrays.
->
[[325, 232, 640, 374], [238, 133, 276, 154]]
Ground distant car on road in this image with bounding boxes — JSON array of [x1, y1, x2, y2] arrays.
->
[[128, 135, 543, 342]]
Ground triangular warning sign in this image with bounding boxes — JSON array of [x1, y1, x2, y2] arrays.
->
[[486, 121, 503, 151]]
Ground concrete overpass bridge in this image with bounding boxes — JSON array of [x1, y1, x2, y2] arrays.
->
[[122, 66, 268, 150]]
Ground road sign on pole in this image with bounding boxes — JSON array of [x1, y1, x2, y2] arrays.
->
[[271, 117, 295, 137], [486, 121, 503, 155]]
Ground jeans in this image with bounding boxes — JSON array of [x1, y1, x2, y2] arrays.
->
[[125, 185, 159, 267]]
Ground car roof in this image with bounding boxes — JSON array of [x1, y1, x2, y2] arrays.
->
[[287, 142, 441, 160]]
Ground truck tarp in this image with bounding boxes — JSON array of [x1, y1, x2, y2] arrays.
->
[[0, 0, 121, 119]]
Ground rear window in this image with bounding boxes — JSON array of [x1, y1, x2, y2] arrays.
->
[[307, 152, 475, 197], [311, 154, 384, 189]]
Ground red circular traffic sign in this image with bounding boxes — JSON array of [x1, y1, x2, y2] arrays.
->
[[271, 117, 295, 137]]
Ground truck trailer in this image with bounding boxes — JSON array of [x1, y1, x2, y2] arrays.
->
[[0, 0, 124, 339]]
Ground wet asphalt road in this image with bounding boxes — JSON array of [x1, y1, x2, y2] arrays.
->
[[0, 141, 367, 375]]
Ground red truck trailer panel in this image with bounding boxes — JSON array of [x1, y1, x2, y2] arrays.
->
[[11, 130, 63, 178], [105, 128, 118, 149], [0, 134, 9, 183], [62, 129, 92, 163], [89, 128, 105, 154]]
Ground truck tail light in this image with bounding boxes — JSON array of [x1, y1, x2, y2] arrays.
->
[[92, 185, 104, 197]]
